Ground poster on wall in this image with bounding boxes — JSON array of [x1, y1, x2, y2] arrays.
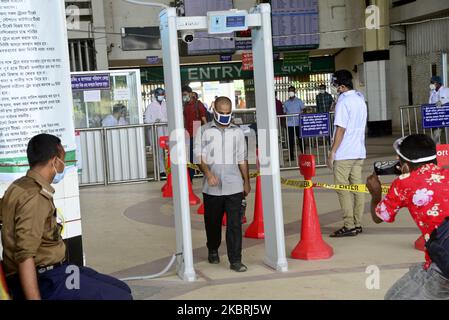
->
[[0, 0, 83, 265], [0, 0, 77, 188]]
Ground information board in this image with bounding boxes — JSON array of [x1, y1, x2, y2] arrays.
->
[[0, 0, 77, 177], [0, 0, 83, 264], [271, 0, 320, 50], [422, 104, 449, 129], [183, 0, 235, 55], [71, 74, 110, 91], [300, 113, 330, 138]]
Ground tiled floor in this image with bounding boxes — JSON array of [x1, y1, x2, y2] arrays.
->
[[79, 136, 424, 300]]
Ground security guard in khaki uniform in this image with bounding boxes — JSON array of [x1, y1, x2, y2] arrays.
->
[[0, 134, 132, 300]]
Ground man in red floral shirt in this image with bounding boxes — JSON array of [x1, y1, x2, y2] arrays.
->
[[367, 134, 449, 300]]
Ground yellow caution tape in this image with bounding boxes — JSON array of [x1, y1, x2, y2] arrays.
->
[[187, 163, 200, 171], [167, 163, 260, 178], [164, 163, 391, 194], [249, 172, 260, 179], [314, 182, 390, 194], [165, 163, 200, 175], [280, 178, 313, 189]]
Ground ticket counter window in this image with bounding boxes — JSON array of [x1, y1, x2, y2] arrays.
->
[[71, 70, 142, 129]]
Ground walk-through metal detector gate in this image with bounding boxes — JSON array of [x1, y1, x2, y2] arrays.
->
[[159, 4, 288, 281]]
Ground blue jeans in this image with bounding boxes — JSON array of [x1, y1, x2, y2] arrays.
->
[[7, 264, 133, 300], [385, 263, 449, 300]]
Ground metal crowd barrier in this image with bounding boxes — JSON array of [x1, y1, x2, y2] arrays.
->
[[77, 123, 164, 187], [233, 108, 257, 124], [76, 111, 335, 187], [277, 112, 334, 170], [400, 105, 448, 143]]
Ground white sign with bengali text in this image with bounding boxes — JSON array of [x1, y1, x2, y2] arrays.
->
[[0, 1, 82, 251], [0, 0, 76, 186]]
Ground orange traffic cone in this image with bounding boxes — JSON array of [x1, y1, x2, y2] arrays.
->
[[415, 235, 425, 251], [291, 155, 333, 260], [162, 172, 173, 198], [197, 202, 204, 215], [161, 153, 173, 198], [160, 136, 172, 197], [187, 171, 201, 206], [245, 174, 264, 239]]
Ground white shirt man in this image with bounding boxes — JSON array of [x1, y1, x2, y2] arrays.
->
[[429, 87, 449, 105], [328, 69, 368, 238], [333, 90, 367, 161], [144, 100, 168, 124], [429, 76, 449, 105], [144, 95, 168, 174], [102, 114, 119, 127]]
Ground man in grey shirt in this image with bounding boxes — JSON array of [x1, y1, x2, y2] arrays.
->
[[194, 96, 251, 272]]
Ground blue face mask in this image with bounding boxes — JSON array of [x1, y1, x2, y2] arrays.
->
[[214, 110, 232, 126], [52, 158, 66, 184]]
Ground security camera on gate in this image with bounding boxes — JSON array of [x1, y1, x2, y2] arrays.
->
[[181, 30, 194, 43]]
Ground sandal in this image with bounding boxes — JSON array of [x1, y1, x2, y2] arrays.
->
[[330, 226, 357, 238]]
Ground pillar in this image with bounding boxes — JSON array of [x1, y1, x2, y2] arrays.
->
[[364, 0, 391, 137]]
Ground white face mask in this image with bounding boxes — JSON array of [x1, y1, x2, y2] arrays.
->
[[183, 95, 190, 103], [288, 92, 295, 98], [430, 84, 437, 91], [52, 158, 66, 184], [157, 95, 164, 102], [214, 110, 232, 126], [319, 90, 325, 94]]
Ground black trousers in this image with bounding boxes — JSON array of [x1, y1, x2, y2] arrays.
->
[[203, 193, 244, 264], [6, 264, 132, 300], [288, 126, 303, 158]]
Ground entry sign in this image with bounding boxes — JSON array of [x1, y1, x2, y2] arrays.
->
[[300, 113, 330, 138], [422, 104, 449, 129], [437, 144, 449, 167]]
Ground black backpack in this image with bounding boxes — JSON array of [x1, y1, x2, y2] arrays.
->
[[426, 217, 449, 279]]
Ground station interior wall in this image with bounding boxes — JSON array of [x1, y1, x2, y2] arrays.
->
[[83, 1, 449, 135]]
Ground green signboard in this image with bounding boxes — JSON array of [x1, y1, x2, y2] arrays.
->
[[140, 56, 334, 84], [283, 52, 310, 67]]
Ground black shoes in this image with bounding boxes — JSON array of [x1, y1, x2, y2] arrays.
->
[[330, 226, 358, 238], [208, 251, 248, 272], [208, 251, 220, 264], [355, 226, 363, 234], [230, 262, 248, 272]]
